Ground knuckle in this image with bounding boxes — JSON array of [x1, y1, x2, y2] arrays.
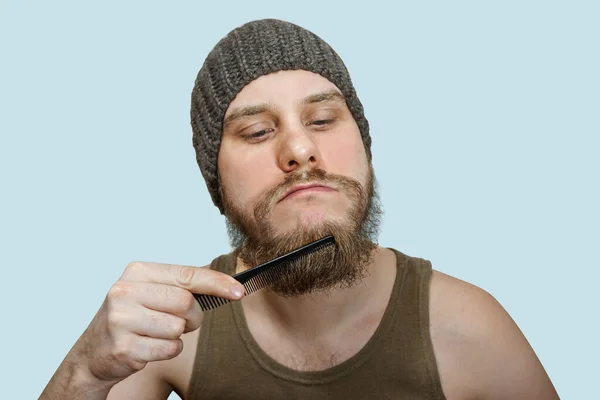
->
[[172, 318, 186, 337], [113, 337, 146, 371], [149, 340, 170, 360], [106, 309, 125, 329], [160, 339, 183, 359], [148, 313, 184, 338], [152, 313, 185, 338], [176, 266, 196, 288], [108, 281, 132, 301], [168, 339, 183, 357], [177, 292, 195, 312], [149, 313, 166, 330], [113, 336, 133, 361], [125, 359, 147, 372], [186, 313, 204, 333], [124, 261, 145, 277]]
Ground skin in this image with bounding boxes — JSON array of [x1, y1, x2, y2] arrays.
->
[[218, 76, 369, 234], [40, 70, 559, 400]]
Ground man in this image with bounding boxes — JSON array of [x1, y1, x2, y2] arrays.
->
[[41, 19, 559, 399]]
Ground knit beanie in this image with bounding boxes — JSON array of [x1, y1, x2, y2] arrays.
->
[[191, 18, 371, 214]]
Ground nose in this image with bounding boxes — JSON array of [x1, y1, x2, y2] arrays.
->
[[277, 125, 323, 173]]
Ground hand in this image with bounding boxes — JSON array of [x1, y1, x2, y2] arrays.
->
[[74, 261, 245, 384]]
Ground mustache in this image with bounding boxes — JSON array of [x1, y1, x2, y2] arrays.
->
[[255, 169, 362, 215]]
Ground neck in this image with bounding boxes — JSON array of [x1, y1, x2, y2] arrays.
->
[[235, 246, 397, 341]]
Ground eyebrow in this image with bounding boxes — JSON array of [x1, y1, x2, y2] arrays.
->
[[223, 89, 346, 129], [301, 89, 345, 105], [223, 104, 274, 129]]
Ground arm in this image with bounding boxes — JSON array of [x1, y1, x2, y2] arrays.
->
[[107, 329, 200, 400], [42, 327, 200, 400], [40, 262, 242, 400], [429, 271, 559, 400], [106, 359, 172, 400], [40, 343, 115, 400], [41, 344, 171, 400]]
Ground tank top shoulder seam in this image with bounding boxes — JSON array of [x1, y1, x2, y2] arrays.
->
[[415, 257, 447, 400]]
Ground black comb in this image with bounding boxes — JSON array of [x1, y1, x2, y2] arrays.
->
[[194, 235, 336, 311]]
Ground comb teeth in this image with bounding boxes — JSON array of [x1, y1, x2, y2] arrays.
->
[[243, 260, 289, 295], [195, 293, 228, 311], [194, 236, 335, 311]]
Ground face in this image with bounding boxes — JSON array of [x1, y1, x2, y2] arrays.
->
[[217, 70, 382, 296]]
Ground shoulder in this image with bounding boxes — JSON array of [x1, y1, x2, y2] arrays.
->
[[428, 270, 559, 400]]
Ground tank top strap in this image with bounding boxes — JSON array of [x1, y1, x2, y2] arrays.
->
[[387, 249, 445, 399]]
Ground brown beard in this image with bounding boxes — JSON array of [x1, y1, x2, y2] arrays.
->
[[220, 165, 383, 297]]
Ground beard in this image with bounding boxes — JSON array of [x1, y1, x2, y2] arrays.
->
[[220, 164, 383, 297]]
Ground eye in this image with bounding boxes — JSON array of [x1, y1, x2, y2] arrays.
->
[[242, 128, 274, 142], [308, 118, 336, 128]]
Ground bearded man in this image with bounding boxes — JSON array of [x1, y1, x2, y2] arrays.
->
[[41, 19, 559, 400]]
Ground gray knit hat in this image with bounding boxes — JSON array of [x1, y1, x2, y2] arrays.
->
[[191, 18, 371, 214]]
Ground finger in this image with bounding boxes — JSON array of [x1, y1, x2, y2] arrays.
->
[[131, 282, 203, 332], [118, 335, 183, 365], [121, 262, 245, 300], [120, 306, 187, 339]]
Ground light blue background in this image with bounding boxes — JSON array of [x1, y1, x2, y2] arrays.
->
[[1, 1, 597, 398]]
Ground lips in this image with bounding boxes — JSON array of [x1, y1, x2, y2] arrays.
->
[[279, 183, 334, 202]]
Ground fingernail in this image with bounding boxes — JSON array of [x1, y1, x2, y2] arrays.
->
[[231, 284, 244, 298]]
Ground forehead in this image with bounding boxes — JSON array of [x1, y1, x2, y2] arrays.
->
[[226, 70, 341, 114]]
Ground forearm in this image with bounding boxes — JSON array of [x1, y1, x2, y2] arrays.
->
[[40, 352, 115, 400]]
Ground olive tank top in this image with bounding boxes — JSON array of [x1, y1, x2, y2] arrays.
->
[[187, 248, 446, 399]]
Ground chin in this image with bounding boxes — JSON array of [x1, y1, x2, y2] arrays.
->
[[274, 207, 349, 237], [297, 210, 327, 225], [268, 194, 351, 232]]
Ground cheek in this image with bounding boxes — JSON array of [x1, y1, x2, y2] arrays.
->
[[219, 143, 275, 206], [321, 132, 368, 182]]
